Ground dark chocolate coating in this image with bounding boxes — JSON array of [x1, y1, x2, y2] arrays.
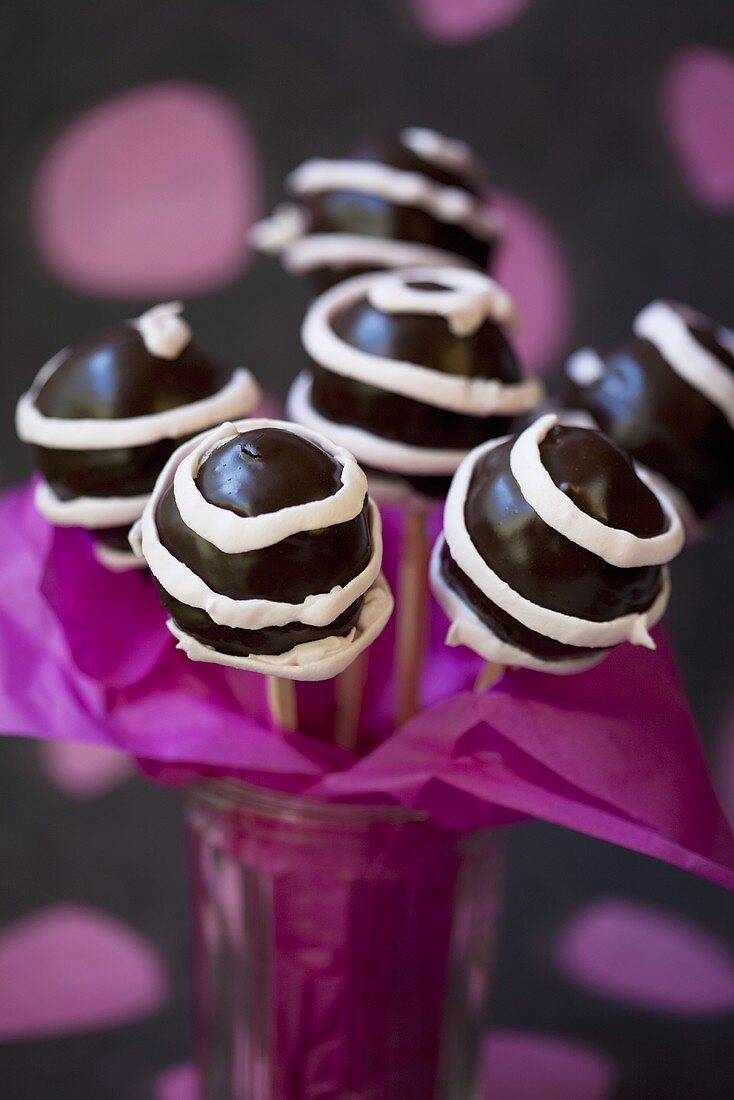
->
[[92, 525, 137, 554], [34, 322, 233, 504], [155, 428, 372, 658], [563, 306, 734, 518], [440, 544, 597, 661], [352, 135, 485, 196], [307, 280, 521, 492], [289, 132, 495, 287], [442, 426, 666, 661]]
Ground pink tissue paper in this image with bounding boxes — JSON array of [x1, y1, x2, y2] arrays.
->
[[1, 481, 733, 891]]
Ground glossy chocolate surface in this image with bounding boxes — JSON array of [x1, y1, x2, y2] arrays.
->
[[352, 134, 486, 195], [308, 283, 520, 458], [156, 427, 373, 657], [564, 311, 734, 518], [34, 322, 234, 505], [303, 192, 491, 270], [440, 544, 596, 661], [291, 132, 494, 277], [443, 426, 666, 660], [37, 437, 187, 500], [35, 323, 231, 420], [196, 429, 341, 517]]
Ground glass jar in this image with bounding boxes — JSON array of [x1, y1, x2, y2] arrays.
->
[[187, 780, 505, 1100]]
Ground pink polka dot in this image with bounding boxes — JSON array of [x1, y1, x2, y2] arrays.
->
[[154, 1062, 199, 1100], [409, 0, 532, 42], [39, 740, 132, 800], [482, 1030, 616, 1100], [557, 898, 734, 1015], [0, 905, 167, 1038], [32, 82, 261, 297], [493, 190, 574, 376], [662, 47, 734, 211]]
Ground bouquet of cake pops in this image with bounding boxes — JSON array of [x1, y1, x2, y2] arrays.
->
[[8, 120, 734, 848], [5, 124, 734, 1100]]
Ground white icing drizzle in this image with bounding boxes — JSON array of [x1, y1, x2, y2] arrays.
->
[[442, 434, 673, 651], [565, 347, 606, 387], [509, 415, 684, 568], [16, 367, 261, 450], [248, 204, 309, 254], [279, 233, 475, 275], [35, 480, 150, 528], [400, 128, 479, 177], [367, 268, 517, 337], [302, 270, 543, 416], [287, 371, 469, 475], [140, 497, 383, 632], [429, 537, 605, 674], [134, 418, 393, 680], [93, 541, 146, 572], [166, 574, 394, 683], [634, 301, 734, 429], [287, 159, 501, 241], [132, 302, 192, 359], [173, 420, 368, 554]]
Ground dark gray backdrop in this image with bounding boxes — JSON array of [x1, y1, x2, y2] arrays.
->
[[1, 2, 733, 1097]]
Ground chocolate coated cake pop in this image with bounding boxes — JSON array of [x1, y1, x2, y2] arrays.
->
[[16, 303, 261, 569], [431, 414, 684, 672], [287, 267, 544, 498], [251, 127, 501, 289], [133, 419, 393, 680], [562, 300, 734, 522]]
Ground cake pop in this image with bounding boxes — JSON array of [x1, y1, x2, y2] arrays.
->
[[562, 300, 734, 525], [251, 127, 501, 289], [16, 303, 261, 569], [132, 419, 392, 685], [431, 414, 684, 673], [288, 266, 544, 500]]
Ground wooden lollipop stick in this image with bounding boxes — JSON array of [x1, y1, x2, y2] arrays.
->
[[473, 661, 506, 694], [395, 508, 430, 726], [334, 652, 368, 753], [267, 675, 298, 732]]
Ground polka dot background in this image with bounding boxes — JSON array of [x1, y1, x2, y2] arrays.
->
[[1, 2, 734, 1097]]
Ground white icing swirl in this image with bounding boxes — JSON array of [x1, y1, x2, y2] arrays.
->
[[278, 233, 475, 275], [429, 537, 605, 674], [287, 158, 501, 241], [166, 574, 393, 682], [34, 481, 150, 527], [439, 427, 677, 654], [93, 541, 145, 572], [565, 347, 606, 387], [17, 365, 260, 450], [633, 301, 734, 429], [287, 371, 469, 475], [248, 204, 309, 254], [133, 302, 192, 359], [400, 128, 479, 177], [367, 267, 517, 337], [133, 418, 392, 682], [509, 414, 684, 567], [302, 270, 543, 416], [172, 420, 368, 554]]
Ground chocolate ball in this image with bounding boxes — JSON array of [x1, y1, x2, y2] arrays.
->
[[563, 300, 734, 521], [431, 416, 684, 672], [251, 127, 501, 289], [288, 267, 544, 499], [16, 303, 261, 568], [136, 420, 393, 679]]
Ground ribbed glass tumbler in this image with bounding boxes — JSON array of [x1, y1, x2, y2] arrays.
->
[[187, 780, 505, 1100]]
